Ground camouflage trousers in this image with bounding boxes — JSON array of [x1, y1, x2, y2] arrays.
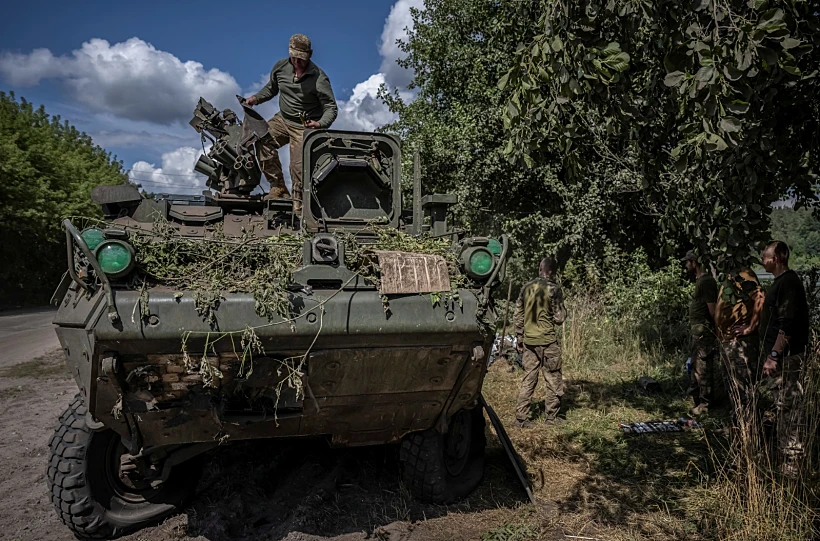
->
[[689, 333, 723, 407], [759, 352, 806, 460], [515, 343, 563, 422], [255, 114, 304, 205], [718, 337, 757, 415]]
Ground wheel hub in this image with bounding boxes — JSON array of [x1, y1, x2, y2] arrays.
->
[[107, 441, 165, 502]]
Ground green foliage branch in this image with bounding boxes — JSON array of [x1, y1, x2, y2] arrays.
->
[[501, 0, 820, 272], [128, 218, 303, 325], [381, 0, 669, 283]]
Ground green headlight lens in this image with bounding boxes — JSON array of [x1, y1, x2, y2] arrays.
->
[[96, 241, 133, 277], [487, 238, 502, 256], [81, 228, 105, 251], [469, 249, 494, 276]]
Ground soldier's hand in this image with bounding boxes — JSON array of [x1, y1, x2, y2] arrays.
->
[[305, 120, 321, 129], [762, 357, 778, 377], [245, 96, 258, 106], [732, 324, 752, 337]]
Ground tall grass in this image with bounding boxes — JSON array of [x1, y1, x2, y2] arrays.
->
[[692, 338, 820, 540], [559, 254, 818, 540]]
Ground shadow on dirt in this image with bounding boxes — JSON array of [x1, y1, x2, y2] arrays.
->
[[545, 377, 728, 538], [184, 427, 528, 541]]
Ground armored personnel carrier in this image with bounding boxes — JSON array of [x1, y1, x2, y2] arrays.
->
[[47, 97, 509, 539]]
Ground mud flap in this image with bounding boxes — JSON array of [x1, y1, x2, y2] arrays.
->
[[479, 394, 535, 504]]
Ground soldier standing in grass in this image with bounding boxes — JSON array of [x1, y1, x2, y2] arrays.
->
[[682, 250, 719, 416], [758, 241, 809, 475], [245, 34, 338, 213], [714, 267, 765, 418], [513, 256, 567, 428]]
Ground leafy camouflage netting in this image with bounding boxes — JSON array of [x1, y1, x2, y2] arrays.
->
[[121, 218, 465, 323]]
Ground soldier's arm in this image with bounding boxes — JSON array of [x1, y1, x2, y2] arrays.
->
[[550, 286, 567, 324], [253, 67, 280, 105], [747, 286, 765, 334], [315, 72, 338, 128], [513, 289, 525, 340], [705, 278, 718, 320], [772, 282, 801, 354]]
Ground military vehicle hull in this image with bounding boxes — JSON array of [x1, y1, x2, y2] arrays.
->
[[54, 282, 490, 449]]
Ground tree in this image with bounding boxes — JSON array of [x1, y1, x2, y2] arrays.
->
[[383, 0, 666, 280], [0, 92, 126, 305], [771, 206, 820, 268], [501, 0, 820, 271]]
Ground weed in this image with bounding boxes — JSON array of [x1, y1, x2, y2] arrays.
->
[[0, 353, 68, 379], [481, 522, 539, 541]]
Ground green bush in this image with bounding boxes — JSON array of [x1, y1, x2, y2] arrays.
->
[[0, 92, 126, 306], [563, 248, 691, 350]]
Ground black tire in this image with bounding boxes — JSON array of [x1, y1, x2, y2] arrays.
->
[[47, 394, 202, 539], [399, 405, 486, 504]]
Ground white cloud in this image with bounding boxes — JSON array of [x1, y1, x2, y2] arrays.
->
[[379, 0, 424, 89], [0, 38, 241, 124], [333, 0, 422, 132], [128, 145, 290, 196], [334, 74, 397, 132], [129, 146, 207, 195]]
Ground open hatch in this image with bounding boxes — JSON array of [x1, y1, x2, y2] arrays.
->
[[301, 131, 401, 232]]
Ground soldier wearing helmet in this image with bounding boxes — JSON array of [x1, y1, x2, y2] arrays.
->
[[245, 34, 338, 214]]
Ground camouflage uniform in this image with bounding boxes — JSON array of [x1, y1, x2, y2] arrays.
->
[[513, 278, 567, 422], [759, 353, 807, 460], [252, 34, 338, 208], [715, 269, 762, 415], [758, 269, 810, 464], [687, 273, 720, 411], [256, 116, 305, 201]]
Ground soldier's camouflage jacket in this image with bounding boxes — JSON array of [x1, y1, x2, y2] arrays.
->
[[513, 278, 567, 346]]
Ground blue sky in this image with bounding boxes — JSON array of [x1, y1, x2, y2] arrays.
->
[[0, 0, 420, 193]]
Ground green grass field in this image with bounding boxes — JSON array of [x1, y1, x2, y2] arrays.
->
[[481, 294, 818, 540]]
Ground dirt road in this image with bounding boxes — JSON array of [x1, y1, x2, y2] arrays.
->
[[0, 314, 544, 541], [0, 308, 59, 369]]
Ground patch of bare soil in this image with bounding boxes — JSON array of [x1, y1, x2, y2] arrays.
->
[[0, 348, 77, 541], [0, 352, 558, 541]]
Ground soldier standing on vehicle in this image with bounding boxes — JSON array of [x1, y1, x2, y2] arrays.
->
[[682, 250, 719, 416], [758, 241, 809, 476], [714, 267, 765, 417], [513, 257, 567, 428], [244, 34, 338, 213]]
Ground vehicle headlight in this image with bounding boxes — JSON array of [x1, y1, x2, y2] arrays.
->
[[94, 240, 135, 278], [80, 227, 105, 251], [461, 247, 494, 280], [487, 238, 502, 256]]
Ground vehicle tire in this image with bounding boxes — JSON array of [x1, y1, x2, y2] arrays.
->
[[399, 405, 486, 504], [46, 394, 202, 539]]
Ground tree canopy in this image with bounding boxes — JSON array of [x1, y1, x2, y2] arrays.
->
[[384, 0, 819, 280], [0, 92, 126, 305], [501, 0, 820, 271], [382, 0, 663, 280]]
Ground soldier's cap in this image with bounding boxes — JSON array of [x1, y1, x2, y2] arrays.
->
[[289, 34, 312, 61], [680, 250, 698, 263]]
